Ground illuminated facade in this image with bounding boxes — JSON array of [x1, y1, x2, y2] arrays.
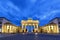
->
[[50, 17, 60, 33], [21, 18, 39, 33], [0, 17, 59, 33], [19, 18, 59, 33], [0, 17, 9, 33], [40, 23, 59, 33], [2, 22, 18, 33], [0, 17, 19, 33]]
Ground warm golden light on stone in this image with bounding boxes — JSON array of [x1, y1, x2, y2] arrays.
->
[[1, 18, 59, 34]]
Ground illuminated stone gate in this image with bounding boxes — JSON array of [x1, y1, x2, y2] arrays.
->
[[21, 18, 39, 32]]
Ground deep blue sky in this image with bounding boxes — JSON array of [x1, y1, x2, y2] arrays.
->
[[0, 0, 60, 26]]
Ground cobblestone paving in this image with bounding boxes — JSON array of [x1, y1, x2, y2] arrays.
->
[[0, 33, 60, 40]]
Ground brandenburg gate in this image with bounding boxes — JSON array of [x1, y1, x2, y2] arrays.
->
[[21, 18, 39, 32]]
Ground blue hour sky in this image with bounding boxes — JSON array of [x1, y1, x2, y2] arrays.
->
[[0, 0, 60, 26]]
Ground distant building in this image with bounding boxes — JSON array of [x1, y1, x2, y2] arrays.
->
[[0, 17, 59, 34], [40, 23, 59, 33], [20, 18, 39, 33], [0, 17, 9, 32], [0, 17, 18, 33], [2, 22, 18, 33], [49, 17, 60, 27], [19, 18, 59, 33], [50, 17, 60, 33]]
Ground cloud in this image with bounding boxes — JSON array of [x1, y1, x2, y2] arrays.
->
[[0, 0, 23, 18], [38, 10, 60, 20], [0, 0, 22, 26], [30, 0, 37, 3], [0, 0, 60, 26]]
